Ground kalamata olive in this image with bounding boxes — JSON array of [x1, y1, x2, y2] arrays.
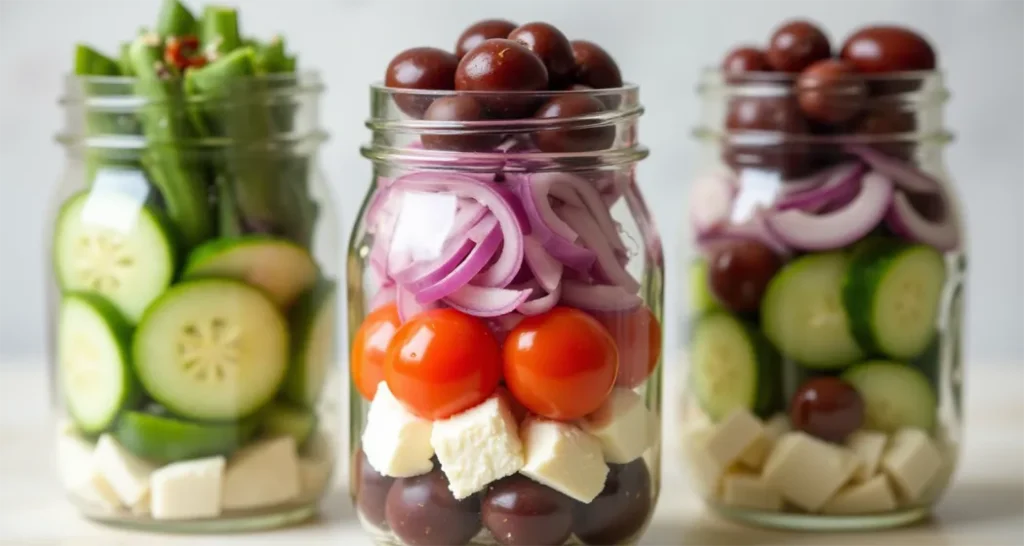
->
[[840, 25, 936, 74], [482, 475, 574, 546], [531, 95, 615, 153], [722, 46, 772, 83], [509, 22, 576, 89], [796, 59, 868, 125], [723, 96, 810, 177], [385, 469, 481, 546], [789, 377, 865, 443], [421, 95, 503, 152], [354, 448, 395, 529], [765, 20, 832, 73], [385, 47, 460, 117], [707, 240, 782, 313], [455, 19, 518, 59], [455, 39, 549, 118], [571, 40, 623, 89], [852, 106, 917, 160], [573, 460, 652, 545]]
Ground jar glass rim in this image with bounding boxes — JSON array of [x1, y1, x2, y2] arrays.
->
[[370, 81, 639, 98]]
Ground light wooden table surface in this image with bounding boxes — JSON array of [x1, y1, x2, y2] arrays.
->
[[2, 362, 1022, 546]]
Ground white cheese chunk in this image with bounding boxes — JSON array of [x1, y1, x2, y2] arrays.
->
[[762, 432, 859, 512], [299, 458, 333, 498], [431, 395, 524, 499], [132, 493, 151, 516], [520, 418, 609, 503], [822, 475, 897, 514], [361, 381, 434, 478], [846, 430, 888, 482], [222, 436, 301, 510], [579, 388, 653, 464], [150, 456, 225, 520], [881, 428, 942, 502], [705, 409, 765, 468], [739, 414, 789, 470], [682, 423, 724, 498], [92, 435, 155, 507], [722, 471, 783, 511]]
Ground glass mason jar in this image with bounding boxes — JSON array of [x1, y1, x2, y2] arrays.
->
[[681, 69, 965, 530], [348, 84, 663, 546], [49, 72, 339, 531]]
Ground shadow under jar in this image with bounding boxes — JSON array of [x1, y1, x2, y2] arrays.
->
[[682, 68, 966, 530], [348, 84, 663, 546], [50, 72, 340, 532]]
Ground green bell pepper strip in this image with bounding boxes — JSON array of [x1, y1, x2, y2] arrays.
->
[[200, 6, 242, 59], [155, 0, 197, 38]]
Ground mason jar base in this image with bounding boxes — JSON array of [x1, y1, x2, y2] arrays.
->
[[710, 504, 930, 531], [82, 502, 318, 533]]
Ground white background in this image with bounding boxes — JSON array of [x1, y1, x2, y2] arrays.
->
[[1, 0, 1022, 367]]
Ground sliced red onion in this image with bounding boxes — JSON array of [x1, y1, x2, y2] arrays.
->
[[444, 284, 533, 318], [486, 313, 525, 342], [558, 206, 641, 293], [370, 285, 396, 310], [397, 287, 438, 322], [697, 206, 791, 257], [447, 200, 487, 238], [781, 166, 836, 195], [393, 236, 474, 287], [846, 145, 941, 194], [886, 190, 960, 251], [523, 235, 563, 292], [519, 177, 597, 272], [689, 171, 738, 235], [561, 280, 642, 312], [516, 280, 562, 316], [775, 163, 865, 212], [766, 172, 894, 251], [534, 172, 625, 254], [415, 223, 502, 304]]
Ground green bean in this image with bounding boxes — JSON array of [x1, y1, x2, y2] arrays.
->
[[156, 0, 197, 38], [200, 6, 242, 59]]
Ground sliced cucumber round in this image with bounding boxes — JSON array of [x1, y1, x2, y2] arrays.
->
[[262, 401, 317, 447], [113, 410, 260, 463], [842, 360, 937, 433], [690, 311, 780, 421], [688, 259, 721, 315], [54, 191, 176, 323], [761, 252, 864, 369], [281, 281, 336, 407], [181, 235, 318, 308], [133, 279, 289, 421], [843, 241, 946, 360], [58, 293, 140, 434]]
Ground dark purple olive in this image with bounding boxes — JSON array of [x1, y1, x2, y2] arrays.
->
[[573, 460, 652, 545], [765, 20, 832, 73], [796, 59, 868, 125], [509, 22, 576, 89], [840, 25, 936, 74], [353, 448, 395, 529], [852, 106, 918, 160], [571, 40, 623, 89], [455, 19, 518, 59], [482, 475, 574, 546], [722, 46, 772, 83], [531, 95, 615, 153], [385, 47, 459, 117], [707, 239, 782, 313], [790, 377, 865, 443], [421, 95, 503, 152], [723, 95, 810, 177], [385, 469, 481, 546], [455, 39, 549, 118]]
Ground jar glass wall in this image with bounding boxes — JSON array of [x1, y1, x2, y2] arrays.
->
[[348, 85, 663, 546], [681, 69, 965, 530], [49, 72, 339, 532]]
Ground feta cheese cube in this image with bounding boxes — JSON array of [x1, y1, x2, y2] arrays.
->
[[579, 388, 654, 464], [822, 475, 897, 515], [722, 471, 783, 511], [132, 493, 151, 516], [682, 423, 724, 498], [846, 430, 888, 482], [705, 409, 765, 468], [520, 418, 609, 503], [431, 395, 524, 499], [150, 456, 225, 520], [881, 428, 942, 502], [92, 435, 156, 507], [299, 458, 333, 498], [739, 414, 790, 470], [361, 381, 434, 478], [762, 432, 858, 512], [222, 436, 301, 510]]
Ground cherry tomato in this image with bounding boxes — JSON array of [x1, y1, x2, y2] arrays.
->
[[385, 309, 502, 419], [504, 307, 618, 420], [350, 303, 402, 401], [593, 306, 662, 389]]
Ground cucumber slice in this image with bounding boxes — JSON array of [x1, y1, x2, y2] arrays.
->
[[842, 360, 937, 433], [843, 241, 946, 360], [133, 279, 289, 421], [690, 311, 780, 421], [58, 294, 140, 434], [54, 191, 176, 323], [262, 401, 317, 447], [761, 252, 864, 368], [688, 259, 720, 314], [281, 281, 337, 407], [113, 410, 259, 463], [181, 235, 318, 308]]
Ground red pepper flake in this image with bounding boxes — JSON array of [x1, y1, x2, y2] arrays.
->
[[164, 35, 207, 70]]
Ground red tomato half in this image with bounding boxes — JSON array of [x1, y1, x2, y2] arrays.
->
[[594, 306, 662, 389], [350, 303, 402, 400]]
